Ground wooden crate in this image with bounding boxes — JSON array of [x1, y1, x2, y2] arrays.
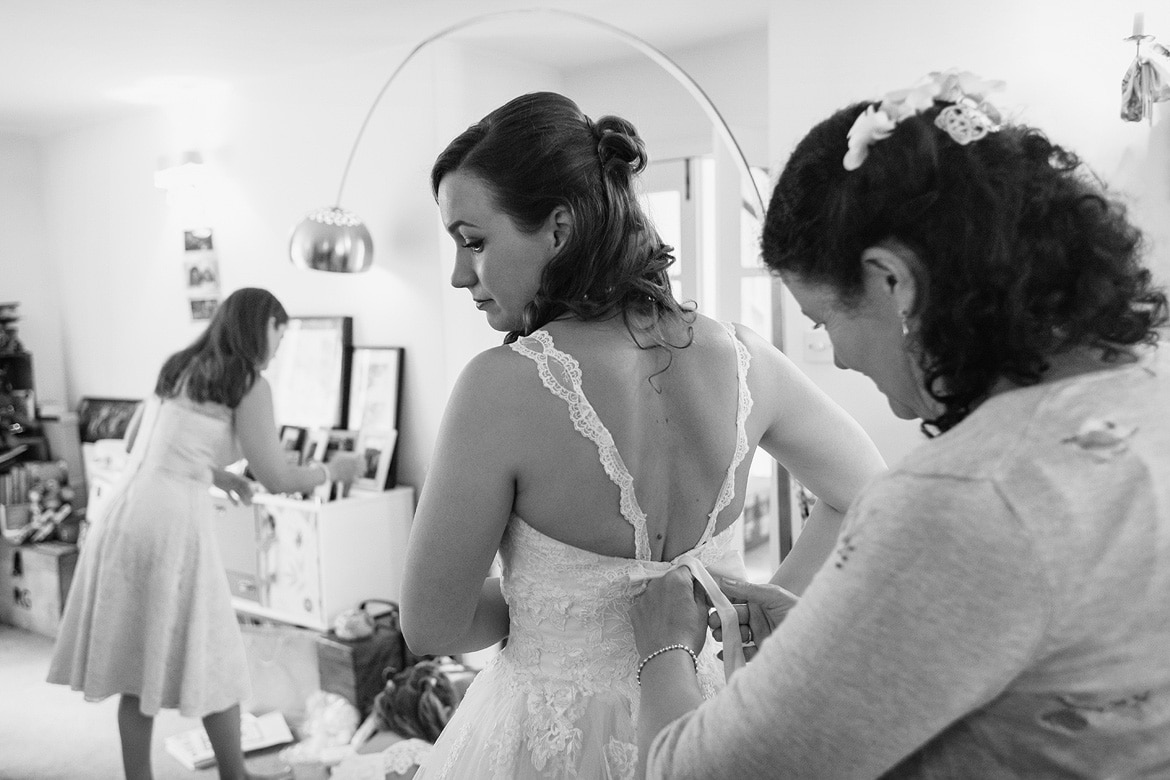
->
[[0, 540, 78, 637]]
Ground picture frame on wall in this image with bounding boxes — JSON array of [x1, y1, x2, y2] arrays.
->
[[354, 430, 397, 493]]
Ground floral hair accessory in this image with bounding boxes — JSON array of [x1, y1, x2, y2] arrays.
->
[[843, 69, 1005, 171]]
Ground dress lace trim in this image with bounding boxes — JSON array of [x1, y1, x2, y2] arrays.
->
[[702, 321, 754, 542], [509, 323, 754, 559], [510, 330, 654, 560]]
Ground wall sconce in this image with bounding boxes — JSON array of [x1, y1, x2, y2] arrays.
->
[[288, 7, 766, 274]]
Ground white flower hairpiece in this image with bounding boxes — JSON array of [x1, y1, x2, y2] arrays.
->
[[843, 69, 1005, 171]]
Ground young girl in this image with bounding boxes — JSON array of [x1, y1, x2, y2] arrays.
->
[[48, 287, 361, 780]]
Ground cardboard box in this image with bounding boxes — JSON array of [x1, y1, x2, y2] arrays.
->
[[0, 540, 78, 637]]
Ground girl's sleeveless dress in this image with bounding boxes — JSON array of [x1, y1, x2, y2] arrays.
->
[[415, 323, 754, 779], [47, 394, 251, 718]]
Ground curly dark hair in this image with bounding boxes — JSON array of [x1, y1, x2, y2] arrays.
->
[[764, 99, 1167, 433], [155, 287, 288, 408], [373, 660, 459, 743], [431, 91, 693, 350]]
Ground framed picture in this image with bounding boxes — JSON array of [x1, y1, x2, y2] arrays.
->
[[278, 425, 306, 466], [347, 347, 403, 489], [264, 317, 353, 430], [354, 430, 397, 493], [347, 347, 403, 434], [303, 428, 331, 466], [76, 397, 143, 443], [317, 429, 359, 464]]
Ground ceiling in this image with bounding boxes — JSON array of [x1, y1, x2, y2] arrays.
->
[[0, 0, 770, 137]]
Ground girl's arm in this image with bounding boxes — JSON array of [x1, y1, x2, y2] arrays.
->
[[735, 324, 887, 595], [234, 376, 342, 495], [401, 349, 523, 656]]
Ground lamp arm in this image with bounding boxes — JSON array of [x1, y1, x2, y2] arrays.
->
[[331, 7, 766, 216]]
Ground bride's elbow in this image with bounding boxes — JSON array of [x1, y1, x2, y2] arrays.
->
[[400, 601, 453, 657]]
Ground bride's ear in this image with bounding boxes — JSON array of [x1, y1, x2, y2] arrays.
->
[[860, 241, 921, 319], [546, 206, 572, 255]]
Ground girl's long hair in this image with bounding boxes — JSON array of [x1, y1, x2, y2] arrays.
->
[[155, 287, 288, 408]]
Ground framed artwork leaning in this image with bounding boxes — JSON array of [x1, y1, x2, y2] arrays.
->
[[347, 347, 404, 489], [278, 425, 306, 466], [264, 317, 353, 430], [354, 430, 397, 493]]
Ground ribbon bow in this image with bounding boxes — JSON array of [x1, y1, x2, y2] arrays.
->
[[630, 548, 749, 681]]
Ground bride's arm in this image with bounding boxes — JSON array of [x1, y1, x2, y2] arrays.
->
[[401, 348, 522, 656], [735, 325, 887, 595]]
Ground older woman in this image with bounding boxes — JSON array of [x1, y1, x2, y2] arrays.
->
[[630, 71, 1170, 778]]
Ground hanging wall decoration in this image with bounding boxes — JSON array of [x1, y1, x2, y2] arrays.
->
[[1122, 12, 1170, 123], [183, 228, 221, 321]]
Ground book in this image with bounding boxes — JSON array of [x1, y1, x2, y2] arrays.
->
[[164, 710, 294, 771]]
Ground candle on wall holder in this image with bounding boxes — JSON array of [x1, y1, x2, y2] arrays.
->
[[1124, 10, 1152, 43]]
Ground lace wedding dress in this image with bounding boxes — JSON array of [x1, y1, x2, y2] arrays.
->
[[415, 324, 753, 779]]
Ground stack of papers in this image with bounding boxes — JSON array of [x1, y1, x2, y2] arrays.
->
[[165, 710, 294, 770]]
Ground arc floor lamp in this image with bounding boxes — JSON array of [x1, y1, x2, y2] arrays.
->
[[287, 7, 766, 274]]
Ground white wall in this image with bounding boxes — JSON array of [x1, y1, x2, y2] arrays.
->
[[28, 43, 567, 492], [565, 29, 769, 167], [769, 0, 1170, 466]]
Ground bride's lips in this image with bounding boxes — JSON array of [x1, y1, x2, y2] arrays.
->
[[474, 299, 491, 310]]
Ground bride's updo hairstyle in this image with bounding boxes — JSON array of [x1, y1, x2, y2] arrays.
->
[[431, 91, 692, 345], [764, 99, 1167, 433]]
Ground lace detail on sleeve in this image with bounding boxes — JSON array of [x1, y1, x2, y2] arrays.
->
[[510, 330, 653, 560], [697, 322, 755, 544]]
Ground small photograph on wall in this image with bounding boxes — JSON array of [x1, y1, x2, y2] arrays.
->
[[183, 228, 220, 322], [189, 299, 218, 321], [184, 251, 220, 296], [184, 229, 214, 252]]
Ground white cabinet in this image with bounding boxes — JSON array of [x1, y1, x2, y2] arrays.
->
[[210, 487, 414, 631]]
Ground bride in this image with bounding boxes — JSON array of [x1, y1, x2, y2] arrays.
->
[[401, 91, 885, 779]]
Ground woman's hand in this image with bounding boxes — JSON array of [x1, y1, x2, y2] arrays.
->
[[630, 568, 710, 660], [214, 470, 254, 506], [708, 578, 798, 658], [325, 452, 363, 484]]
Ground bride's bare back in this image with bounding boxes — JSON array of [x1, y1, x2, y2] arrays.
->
[[508, 314, 750, 561]]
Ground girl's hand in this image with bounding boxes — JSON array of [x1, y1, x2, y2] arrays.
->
[[217, 471, 254, 506], [630, 568, 709, 660], [325, 452, 363, 484]]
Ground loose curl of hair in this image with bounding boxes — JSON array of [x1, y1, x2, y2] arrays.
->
[[764, 100, 1167, 433], [431, 91, 694, 356], [155, 287, 289, 408], [372, 660, 459, 743]]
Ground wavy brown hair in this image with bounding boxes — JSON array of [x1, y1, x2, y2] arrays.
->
[[155, 287, 288, 408], [764, 99, 1167, 433], [431, 91, 693, 353]]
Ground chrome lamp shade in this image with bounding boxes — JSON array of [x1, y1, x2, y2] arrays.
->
[[289, 207, 373, 273]]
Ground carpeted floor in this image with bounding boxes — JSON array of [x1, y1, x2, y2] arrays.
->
[[0, 624, 299, 780]]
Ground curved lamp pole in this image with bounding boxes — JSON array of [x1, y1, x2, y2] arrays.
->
[[288, 7, 766, 273]]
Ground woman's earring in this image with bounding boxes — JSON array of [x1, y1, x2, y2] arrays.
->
[[900, 312, 910, 337]]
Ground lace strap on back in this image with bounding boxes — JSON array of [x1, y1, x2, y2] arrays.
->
[[697, 322, 755, 544], [509, 330, 653, 560]]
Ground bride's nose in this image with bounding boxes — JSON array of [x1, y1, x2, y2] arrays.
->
[[450, 253, 476, 289]]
